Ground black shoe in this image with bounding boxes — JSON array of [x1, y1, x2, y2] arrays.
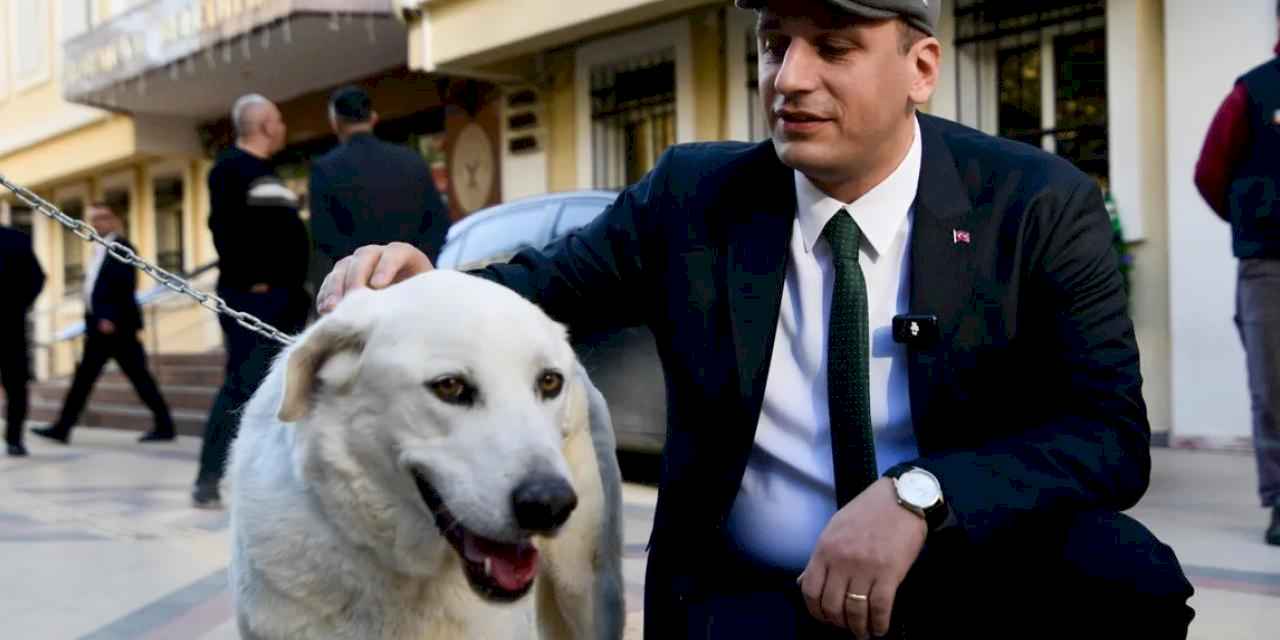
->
[[138, 430, 176, 443], [193, 485, 223, 510], [6, 443, 27, 457], [1267, 507, 1280, 547], [31, 426, 70, 445]]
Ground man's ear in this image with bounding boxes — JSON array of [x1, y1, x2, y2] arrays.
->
[[278, 318, 368, 423]]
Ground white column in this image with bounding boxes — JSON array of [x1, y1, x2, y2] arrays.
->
[[1165, 0, 1274, 445]]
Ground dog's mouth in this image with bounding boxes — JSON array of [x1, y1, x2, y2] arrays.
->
[[411, 469, 539, 603]]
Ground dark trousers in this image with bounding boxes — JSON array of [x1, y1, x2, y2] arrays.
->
[[194, 287, 307, 489], [670, 510, 1194, 639], [50, 325, 175, 435], [1236, 258, 1280, 507], [1, 331, 31, 447]]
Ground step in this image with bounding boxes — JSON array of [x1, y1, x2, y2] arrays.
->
[[101, 365, 224, 387], [7, 398, 209, 437], [30, 381, 217, 412], [151, 352, 226, 368]]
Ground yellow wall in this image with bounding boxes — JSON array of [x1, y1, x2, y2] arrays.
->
[[546, 50, 579, 192], [692, 8, 725, 141], [423, 0, 719, 70], [0, 0, 112, 183]]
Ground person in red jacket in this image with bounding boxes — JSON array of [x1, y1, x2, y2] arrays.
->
[[1194, 3, 1280, 547]]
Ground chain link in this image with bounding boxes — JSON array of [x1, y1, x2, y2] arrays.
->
[[1, 173, 295, 346]]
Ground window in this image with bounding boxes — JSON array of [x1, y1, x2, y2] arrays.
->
[[997, 45, 1042, 147], [553, 200, 609, 238], [61, 0, 93, 42], [10, 204, 34, 239], [589, 52, 677, 190], [575, 19, 694, 190], [102, 185, 131, 238], [955, 0, 1109, 184], [457, 203, 557, 266], [153, 175, 185, 273], [59, 198, 85, 294], [10, 0, 51, 90], [1052, 31, 1108, 182]]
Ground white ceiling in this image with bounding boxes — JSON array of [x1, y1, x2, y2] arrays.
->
[[65, 15, 409, 120]]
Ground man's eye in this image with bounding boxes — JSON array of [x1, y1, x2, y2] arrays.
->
[[760, 35, 788, 59]]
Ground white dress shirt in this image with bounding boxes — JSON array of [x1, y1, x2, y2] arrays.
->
[[83, 232, 116, 314], [726, 117, 923, 572]]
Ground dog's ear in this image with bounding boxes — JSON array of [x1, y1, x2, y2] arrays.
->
[[278, 318, 368, 423]]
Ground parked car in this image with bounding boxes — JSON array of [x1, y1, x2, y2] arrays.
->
[[435, 191, 667, 455]]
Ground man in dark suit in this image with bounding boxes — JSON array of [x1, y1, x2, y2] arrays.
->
[[33, 204, 176, 445], [0, 223, 45, 457], [308, 85, 451, 269], [316, 1, 1194, 637]]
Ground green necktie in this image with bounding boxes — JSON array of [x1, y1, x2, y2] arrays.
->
[[823, 210, 878, 507]]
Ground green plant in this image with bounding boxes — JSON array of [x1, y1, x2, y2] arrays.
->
[[1104, 192, 1133, 297]]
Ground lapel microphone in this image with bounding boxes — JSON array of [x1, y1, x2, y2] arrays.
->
[[892, 314, 939, 348]]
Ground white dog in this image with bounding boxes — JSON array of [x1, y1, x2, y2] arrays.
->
[[227, 270, 625, 640]]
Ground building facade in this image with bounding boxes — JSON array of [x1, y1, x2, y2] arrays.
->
[[402, 0, 1278, 447], [1, 0, 505, 379], [2, 0, 1274, 447]]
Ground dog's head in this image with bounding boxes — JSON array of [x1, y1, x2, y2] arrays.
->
[[276, 270, 583, 603]]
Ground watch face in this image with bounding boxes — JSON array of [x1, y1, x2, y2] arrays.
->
[[898, 471, 941, 508]]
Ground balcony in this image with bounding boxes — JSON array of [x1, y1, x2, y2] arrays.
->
[[62, 0, 408, 118]]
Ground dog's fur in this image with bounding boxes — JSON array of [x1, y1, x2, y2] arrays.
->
[[227, 271, 625, 639]]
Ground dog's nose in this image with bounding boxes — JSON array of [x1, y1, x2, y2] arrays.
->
[[511, 475, 578, 533]]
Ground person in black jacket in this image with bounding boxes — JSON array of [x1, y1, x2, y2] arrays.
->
[[308, 85, 451, 267], [192, 93, 311, 509], [316, 1, 1195, 638], [32, 204, 175, 446], [0, 223, 45, 456]]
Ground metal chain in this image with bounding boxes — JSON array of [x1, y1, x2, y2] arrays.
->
[[0, 173, 295, 346]]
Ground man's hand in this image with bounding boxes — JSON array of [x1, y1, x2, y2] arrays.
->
[[316, 242, 434, 315], [798, 477, 926, 639], [97, 319, 115, 335]]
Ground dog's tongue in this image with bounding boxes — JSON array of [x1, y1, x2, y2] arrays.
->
[[464, 532, 539, 591]]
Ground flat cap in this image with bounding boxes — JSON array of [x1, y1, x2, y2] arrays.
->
[[735, 0, 939, 37]]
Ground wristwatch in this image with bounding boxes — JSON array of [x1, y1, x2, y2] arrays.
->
[[884, 464, 951, 532]]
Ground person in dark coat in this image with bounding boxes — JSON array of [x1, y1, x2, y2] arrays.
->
[[0, 223, 45, 456], [308, 85, 451, 267], [193, 93, 311, 509], [32, 203, 176, 446]]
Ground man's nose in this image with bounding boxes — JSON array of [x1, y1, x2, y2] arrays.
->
[[774, 41, 820, 96]]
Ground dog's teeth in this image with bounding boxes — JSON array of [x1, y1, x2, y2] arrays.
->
[[484, 557, 493, 577]]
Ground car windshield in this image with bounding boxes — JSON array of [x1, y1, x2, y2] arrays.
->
[[455, 202, 558, 265]]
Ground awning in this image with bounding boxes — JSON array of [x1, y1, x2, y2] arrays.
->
[[407, 0, 719, 74], [63, 0, 409, 119]]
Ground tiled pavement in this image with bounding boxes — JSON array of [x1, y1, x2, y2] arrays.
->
[[1, 427, 1276, 639]]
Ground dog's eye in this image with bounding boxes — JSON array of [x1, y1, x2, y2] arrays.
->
[[428, 376, 473, 405], [538, 371, 564, 399]]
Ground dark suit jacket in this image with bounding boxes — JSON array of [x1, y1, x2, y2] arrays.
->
[[0, 226, 45, 326], [308, 133, 451, 265], [472, 114, 1148, 632], [87, 237, 143, 333]]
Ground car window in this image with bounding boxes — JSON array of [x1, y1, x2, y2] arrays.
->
[[456, 203, 557, 266], [552, 200, 611, 237]]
